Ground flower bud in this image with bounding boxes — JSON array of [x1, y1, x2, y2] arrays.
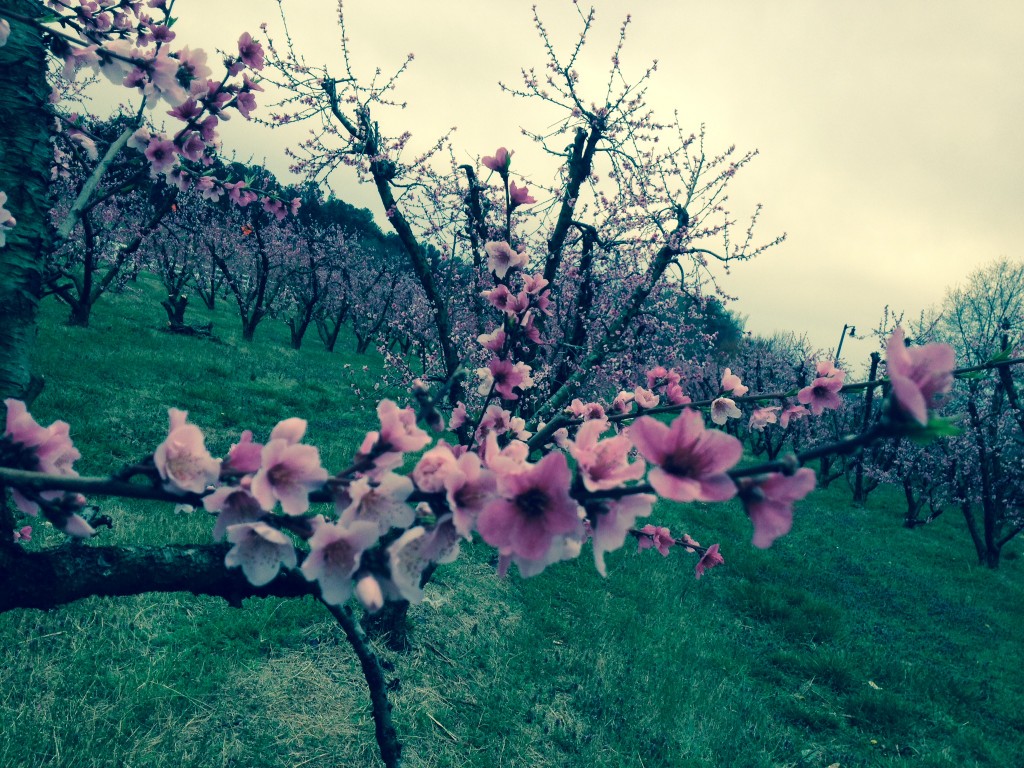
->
[[355, 575, 385, 613]]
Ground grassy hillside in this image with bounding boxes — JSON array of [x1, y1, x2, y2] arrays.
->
[[2, 281, 1022, 767]]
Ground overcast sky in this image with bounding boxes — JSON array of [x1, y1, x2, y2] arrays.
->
[[139, 1, 1024, 360]]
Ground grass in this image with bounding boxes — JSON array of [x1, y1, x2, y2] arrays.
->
[[2, 278, 1023, 767]]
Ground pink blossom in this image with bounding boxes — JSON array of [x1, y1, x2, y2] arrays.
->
[[63, 45, 101, 81], [153, 408, 221, 495], [339, 473, 414, 535], [4, 399, 79, 476], [484, 241, 529, 279], [477, 327, 507, 352], [591, 494, 655, 576], [174, 46, 212, 95], [199, 115, 219, 142], [224, 181, 257, 207], [234, 90, 257, 119], [0, 191, 17, 247], [146, 47, 189, 105], [646, 366, 671, 388], [481, 431, 530, 474], [666, 381, 691, 406], [509, 416, 532, 441], [637, 524, 674, 556], [444, 452, 498, 538], [633, 386, 660, 409], [721, 368, 749, 396], [748, 406, 781, 432], [237, 32, 265, 70], [629, 411, 741, 502], [97, 39, 135, 85], [377, 399, 431, 453], [481, 147, 512, 174], [522, 273, 549, 295], [204, 485, 265, 540], [126, 126, 150, 152], [479, 357, 534, 400], [250, 418, 329, 515], [612, 390, 635, 413], [479, 404, 511, 435], [739, 468, 816, 548], [13, 525, 32, 543], [388, 519, 462, 602], [710, 397, 741, 425], [301, 519, 379, 604], [144, 139, 178, 174], [779, 405, 809, 429], [567, 419, 646, 492], [481, 284, 528, 313], [412, 443, 460, 493], [226, 430, 263, 473], [449, 402, 468, 430], [193, 175, 218, 200], [885, 327, 955, 426], [797, 377, 843, 416], [568, 399, 607, 421], [509, 180, 536, 206], [497, 530, 584, 578], [695, 543, 724, 579], [679, 533, 700, 553], [224, 522, 297, 586], [477, 451, 583, 561], [59, 512, 95, 538], [816, 360, 846, 383], [3, 400, 81, 515], [69, 132, 98, 161]]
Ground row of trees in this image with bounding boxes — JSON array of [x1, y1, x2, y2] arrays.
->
[[697, 266, 1024, 569]]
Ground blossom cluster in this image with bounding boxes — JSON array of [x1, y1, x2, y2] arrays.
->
[[1, 2, 299, 217], [1, 318, 956, 612]]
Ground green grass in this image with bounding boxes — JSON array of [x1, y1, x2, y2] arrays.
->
[[2, 280, 1023, 767]]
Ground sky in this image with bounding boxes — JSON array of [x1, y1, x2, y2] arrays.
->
[[105, 0, 1024, 360]]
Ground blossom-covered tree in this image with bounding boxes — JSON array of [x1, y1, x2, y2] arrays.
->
[[263, 4, 783, 419], [0, 0, 286, 399]]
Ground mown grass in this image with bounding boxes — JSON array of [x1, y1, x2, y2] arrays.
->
[[2, 280, 1023, 767]]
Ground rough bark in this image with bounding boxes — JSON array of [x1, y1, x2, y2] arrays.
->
[[0, 539, 317, 612], [0, 2, 52, 400]]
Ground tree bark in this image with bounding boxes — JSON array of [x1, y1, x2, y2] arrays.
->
[[0, 2, 53, 400], [0, 540, 316, 612]]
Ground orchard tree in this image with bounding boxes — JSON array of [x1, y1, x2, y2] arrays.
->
[[46, 115, 178, 327], [940, 257, 1024, 366], [142, 187, 221, 332], [0, 0, 288, 400], [264, 4, 783, 420]]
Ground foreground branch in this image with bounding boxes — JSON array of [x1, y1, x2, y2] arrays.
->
[[321, 600, 403, 768], [0, 541, 316, 612]]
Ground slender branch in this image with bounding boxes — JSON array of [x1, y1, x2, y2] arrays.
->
[[530, 356, 1024, 443], [320, 600, 403, 768], [55, 125, 137, 241]]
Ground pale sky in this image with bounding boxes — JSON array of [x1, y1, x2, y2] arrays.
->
[[110, 1, 1024, 360]]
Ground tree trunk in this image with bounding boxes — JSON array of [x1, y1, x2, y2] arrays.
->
[[0, 3, 53, 400], [67, 301, 92, 327], [162, 294, 188, 327]]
